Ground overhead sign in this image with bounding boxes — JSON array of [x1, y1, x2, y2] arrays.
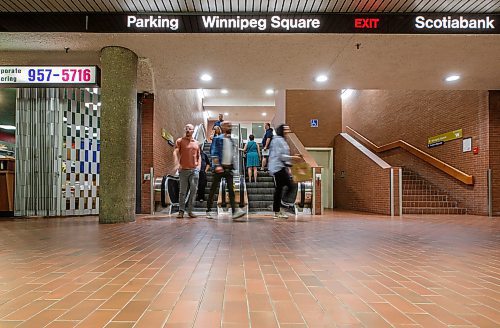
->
[[428, 129, 463, 147], [310, 119, 318, 128], [0, 13, 498, 34], [0, 66, 100, 87]]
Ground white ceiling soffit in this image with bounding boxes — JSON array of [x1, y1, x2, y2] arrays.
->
[[0, 0, 499, 13], [203, 89, 276, 107]]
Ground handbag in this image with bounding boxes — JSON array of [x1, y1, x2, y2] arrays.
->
[[261, 149, 269, 156]]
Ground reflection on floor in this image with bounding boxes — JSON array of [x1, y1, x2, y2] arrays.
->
[[0, 211, 498, 327]]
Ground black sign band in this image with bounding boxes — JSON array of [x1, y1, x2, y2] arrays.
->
[[0, 13, 498, 34]]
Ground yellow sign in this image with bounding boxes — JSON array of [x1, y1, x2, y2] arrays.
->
[[162, 129, 174, 146], [428, 129, 462, 145]]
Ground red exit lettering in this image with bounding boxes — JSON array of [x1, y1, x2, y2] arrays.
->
[[354, 18, 380, 28]]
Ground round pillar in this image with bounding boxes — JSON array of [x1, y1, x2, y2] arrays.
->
[[99, 46, 138, 223]]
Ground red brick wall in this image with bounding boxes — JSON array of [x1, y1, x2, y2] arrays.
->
[[286, 90, 342, 147], [140, 96, 154, 213], [153, 90, 204, 177], [489, 91, 500, 215], [343, 90, 489, 215], [334, 134, 393, 215]]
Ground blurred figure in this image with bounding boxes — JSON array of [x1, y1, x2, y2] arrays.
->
[[206, 121, 245, 221], [197, 148, 211, 202], [242, 134, 260, 183], [268, 124, 301, 219], [173, 123, 200, 219]]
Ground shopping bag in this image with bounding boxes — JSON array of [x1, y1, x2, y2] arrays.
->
[[291, 162, 312, 182]]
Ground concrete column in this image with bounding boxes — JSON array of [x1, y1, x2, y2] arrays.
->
[[99, 46, 138, 223]]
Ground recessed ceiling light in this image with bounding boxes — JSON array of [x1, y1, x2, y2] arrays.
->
[[265, 89, 274, 95], [0, 125, 15, 130], [341, 89, 354, 99], [315, 75, 328, 82], [221, 89, 228, 94], [445, 75, 460, 82], [224, 112, 229, 116], [262, 113, 267, 116], [200, 74, 212, 81]]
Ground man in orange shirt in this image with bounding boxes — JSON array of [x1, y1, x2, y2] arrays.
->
[[173, 124, 201, 218]]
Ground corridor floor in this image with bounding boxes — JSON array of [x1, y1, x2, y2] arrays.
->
[[0, 211, 498, 327]]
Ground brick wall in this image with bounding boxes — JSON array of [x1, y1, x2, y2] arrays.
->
[[137, 90, 203, 213], [286, 90, 342, 147], [489, 91, 500, 215], [334, 134, 393, 215], [343, 90, 489, 215], [140, 95, 154, 213], [153, 89, 204, 177]]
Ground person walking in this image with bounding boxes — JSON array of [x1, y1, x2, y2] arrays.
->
[[206, 121, 245, 221], [261, 123, 273, 171], [242, 134, 261, 183], [197, 149, 211, 202], [268, 124, 301, 219], [173, 123, 200, 219]]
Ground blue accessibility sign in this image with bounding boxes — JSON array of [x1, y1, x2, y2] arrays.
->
[[310, 119, 318, 128]]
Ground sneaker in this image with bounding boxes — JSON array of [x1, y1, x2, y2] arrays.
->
[[232, 209, 245, 221], [176, 211, 184, 219], [273, 211, 288, 219], [188, 212, 197, 218], [206, 211, 214, 219]]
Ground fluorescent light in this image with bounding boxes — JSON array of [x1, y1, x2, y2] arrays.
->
[[200, 74, 212, 81], [341, 89, 354, 99], [445, 75, 460, 82], [315, 75, 328, 82], [0, 125, 15, 130], [221, 89, 228, 94], [63, 117, 67, 122], [265, 89, 274, 95], [262, 113, 267, 116]]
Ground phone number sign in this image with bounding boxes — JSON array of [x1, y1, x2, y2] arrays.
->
[[0, 66, 100, 87]]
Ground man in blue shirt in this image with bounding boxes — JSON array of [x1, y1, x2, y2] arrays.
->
[[206, 121, 245, 221], [261, 123, 273, 171]]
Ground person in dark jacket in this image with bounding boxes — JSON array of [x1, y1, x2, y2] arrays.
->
[[197, 149, 211, 202]]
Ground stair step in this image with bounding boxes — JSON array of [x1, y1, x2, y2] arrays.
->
[[403, 207, 467, 215], [248, 194, 274, 201], [404, 195, 448, 202], [403, 201, 457, 208]]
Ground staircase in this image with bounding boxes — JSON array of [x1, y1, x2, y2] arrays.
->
[[402, 168, 466, 214], [247, 171, 275, 213]]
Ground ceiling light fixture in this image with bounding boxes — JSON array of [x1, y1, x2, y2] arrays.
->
[[0, 125, 15, 130], [200, 74, 212, 81], [262, 113, 267, 116], [315, 75, 328, 82], [445, 75, 460, 82], [341, 89, 354, 99], [224, 112, 229, 116], [265, 89, 274, 95], [221, 89, 228, 94]]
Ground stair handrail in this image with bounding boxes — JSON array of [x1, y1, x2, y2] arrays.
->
[[345, 126, 474, 185]]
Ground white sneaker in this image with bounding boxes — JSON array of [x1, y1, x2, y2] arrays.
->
[[274, 211, 288, 219], [232, 209, 245, 221]]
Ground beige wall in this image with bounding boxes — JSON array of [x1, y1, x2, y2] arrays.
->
[[285, 90, 342, 147]]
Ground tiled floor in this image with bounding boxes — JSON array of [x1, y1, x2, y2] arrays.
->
[[0, 211, 498, 327]]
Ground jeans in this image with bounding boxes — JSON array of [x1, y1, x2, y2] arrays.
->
[[179, 169, 199, 213], [273, 167, 293, 212]]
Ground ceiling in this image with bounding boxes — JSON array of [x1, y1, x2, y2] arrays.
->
[[1, 1, 499, 122], [0, 0, 498, 13]]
